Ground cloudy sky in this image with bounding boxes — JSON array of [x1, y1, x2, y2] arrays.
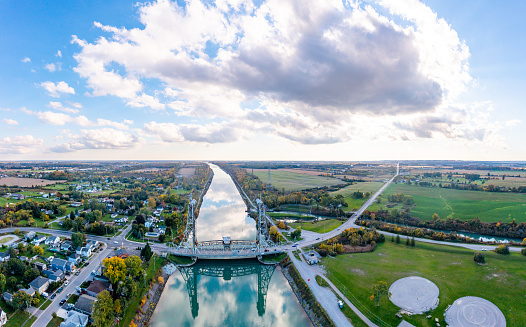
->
[[1, 0, 525, 161]]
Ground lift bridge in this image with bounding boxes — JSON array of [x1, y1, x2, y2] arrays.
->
[[173, 197, 280, 259], [179, 260, 276, 318]]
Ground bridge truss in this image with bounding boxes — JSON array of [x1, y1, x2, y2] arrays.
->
[[176, 197, 276, 258]]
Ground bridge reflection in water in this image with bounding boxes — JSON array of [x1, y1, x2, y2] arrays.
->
[[178, 259, 275, 318]]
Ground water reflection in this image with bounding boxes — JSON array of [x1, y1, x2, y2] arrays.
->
[[196, 164, 256, 241], [150, 260, 311, 327]]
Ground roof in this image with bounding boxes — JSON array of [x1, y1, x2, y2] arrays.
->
[[3, 292, 12, 301], [47, 236, 60, 241], [51, 258, 68, 266], [29, 276, 49, 289], [74, 295, 96, 314], [62, 311, 88, 327], [86, 280, 110, 295], [0, 252, 10, 258], [21, 287, 36, 296]]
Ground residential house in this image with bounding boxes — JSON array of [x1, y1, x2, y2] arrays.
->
[[2, 293, 12, 303], [34, 262, 47, 271], [86, 240, 98, 250], [61, 241, 73, 251], [79, 247, 91, 258], [70, 201, 82, 207], [60, 310, 88, 327], [0, 308, 6, 326], [68, 253, 82, 265], [74, 295, 96, 316], [65, 261, 75, 272], [85, 280, 111, 297], [11, 194, 25, 200], [20, 256, 28, 262], [29, 276, 49, 294], [25, 231, 36, 241], [0, 253, 10, 262], [115, 216, 128, 224], [43, 269, 64, 283], [20, 287, 35, 297], [32, 235, 46, 245], [51, 258, 68, 271], [45, 236, 61, 246]]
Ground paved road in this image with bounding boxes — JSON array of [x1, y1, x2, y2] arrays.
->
[[288, 250, 353, 327]]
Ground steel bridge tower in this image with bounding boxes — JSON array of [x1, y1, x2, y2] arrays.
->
[[256, 199, 275, 252], [178, 196, 198, 254]]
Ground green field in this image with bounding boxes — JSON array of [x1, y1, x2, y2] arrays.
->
[[330, 182, 383, 211], [323, 240, 526, 326], [290, 219, 342, 233], [375, 183, 526, 222], [251, 170, 343, 191]]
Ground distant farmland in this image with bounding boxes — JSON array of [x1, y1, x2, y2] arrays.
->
[[0, 177, 66, 187], [374, 183, 526, 223], [330, 182, 383, 211], [250, 169, 343, 191]]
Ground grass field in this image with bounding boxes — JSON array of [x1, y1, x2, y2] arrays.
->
[[323, 240, 526, 327], [290, 219, 342, 233], [374, 183, 526, 222], [46, 316, 64, 327], [251, 170, 344, 191], [330, 182, 383, 211]]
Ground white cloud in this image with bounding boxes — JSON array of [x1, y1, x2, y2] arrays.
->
[[2, 118, 19, 126], [45, 63, 56, 72], [48, 101, 80, 114], [51, 128, 143, 152], [126, 93, 165, 110], [56, 50, 62, 58], [143, 121, 243, 143], [40, 81, 75, 97], [22, 57, 31, 63], [36, 110, 132, 129], [67, 101, 83, 109], [0, 135, 44, 154]]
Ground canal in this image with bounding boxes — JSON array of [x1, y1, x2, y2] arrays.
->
[[150, 164, 311, 326]]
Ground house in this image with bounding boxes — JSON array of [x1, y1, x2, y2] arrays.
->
[[51, 258, 68, 271], [0, 253, 10, 262], [20, 287, 35, 297], [11, 194, 25, 200], [34, 262, 47, 271], [25, 231, 36, 241], [0, 308, 7, 326], [43, 269, 64, 283], [20, 256, 28, 262], [74, 295, 97, 316], [79, 247, 91, 258], [3, 293, 12, 303], [85, 280, 111, 297], [70, 201, 82, 207], [68, 253, 82, 265], [61, 241, 73, 251], [60, 310, 88, 327], [86, 240, 98, 250], [32, 235, 46, 245], [29, 276, 49, 294], [45, 236, 61, 246], [65, 261, 75, 272]]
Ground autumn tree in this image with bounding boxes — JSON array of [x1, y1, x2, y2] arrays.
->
[[12, 290, 31, 309], [102, 257, 127, 286], [0, 273, 5, 292], [124, 255, 143, 279], [33, 245, 44, 255], [92, 290, 114, 327], [114, 298, 121, 315], [372, 281, 388, 307]]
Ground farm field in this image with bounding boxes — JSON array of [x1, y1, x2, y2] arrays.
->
[[330, 182, 383, 211], [323, 240, 526, 327], [0, 177, 66, 187], [375, 183, 526, 222], [251, 169, 343, 191]]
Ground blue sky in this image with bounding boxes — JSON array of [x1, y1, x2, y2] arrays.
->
[[0, 0, 525, 161]]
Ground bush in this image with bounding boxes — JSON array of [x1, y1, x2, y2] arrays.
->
[[494, 244, 510, 255], [473, 252, 485, 263], [318, 249, 328, 257], [521, 248, 526, 256]]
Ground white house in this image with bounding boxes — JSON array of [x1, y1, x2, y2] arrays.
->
[[45, 236, 60, 246], [0, 308, 7, 326], [32, 235, 46, 245], [60, 310, 88, 327], [80, 247, 91, 258]]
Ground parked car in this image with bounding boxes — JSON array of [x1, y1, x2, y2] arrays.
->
[[338, 300, 343, 309], [51, 293, 56, 299], [57, 287, 63, 293], [65, 281, 69, 286], [60, 299, 66, 306]]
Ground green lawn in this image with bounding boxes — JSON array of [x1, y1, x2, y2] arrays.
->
[[5, 310, 32, 327], [375, 183, 526, 222], [323, 240, 526, 326], [290, 219, 342, 233], [38, 299, 52, 310], [268, 212, 314, 220], [251, 170, 344, 191], [0, 237, 14, 244], [330, 182, 383, 212], [46, 316, 64, 327], [67, 294, 79, 304]]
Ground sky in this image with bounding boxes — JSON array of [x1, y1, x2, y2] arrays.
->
[[1, 0, 525, 161]]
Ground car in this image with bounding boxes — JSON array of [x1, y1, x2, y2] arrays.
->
[[51, 293, 57, 299], [60, 299, 66, 306], [75, 271, 80, 276], [482, 248, 487, 251], [338, 300, 344, 309], [114, 241, 118, 244], [64, 281, 69, 286], [57, 287, 63, 293], [316, 237, 320, 240], [107, 237, 111, 240], [292, 244, 297, 247]]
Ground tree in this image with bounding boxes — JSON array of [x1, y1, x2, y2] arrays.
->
[[141, 243, 153, 261], [521, 248, 526, 256], [278, 221, 287, 230], [24, 268, 40, 282], [432, 213, 440, 221], [117, 277, 137, 301], [102, 257, 127, 286], [114, 298, 121, 315], [395, 235, 401, 244], [70, 211, 75, 220], [406, 237, 410, 245], [7, 276, 17, 289], [33, 245, 44, 256], [410, 237, 415, 247], [135, 215, 146, 225], [125, 255, 143, 279], [473, 252, 485, 263], [372, 281, 388, 307], [0, 273, 6, 292], [158, 276, 164, 284], [92, 290, 114, 327], [290, 227, 302, 240], [71, 232, 86, 248], [158, 234, 165, 243], [494, 244, 510, 255], [12, 290, 31, 309]]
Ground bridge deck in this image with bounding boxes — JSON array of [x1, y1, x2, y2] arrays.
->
[[172, 248, 283, 259]]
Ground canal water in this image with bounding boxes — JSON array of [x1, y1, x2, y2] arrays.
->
[[150, 164, 311, 327]]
